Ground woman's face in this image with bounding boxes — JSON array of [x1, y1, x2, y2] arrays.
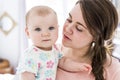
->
[[62, 3, 93, 50]]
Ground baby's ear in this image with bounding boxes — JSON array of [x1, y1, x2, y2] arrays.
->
[[25, 27, 30, 38]]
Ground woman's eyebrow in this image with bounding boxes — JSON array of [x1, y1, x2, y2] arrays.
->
[[69, 13, 72, 19], [69, 13, 87, 29]]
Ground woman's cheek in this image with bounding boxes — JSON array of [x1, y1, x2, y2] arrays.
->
[[63, 22, 68, 31]]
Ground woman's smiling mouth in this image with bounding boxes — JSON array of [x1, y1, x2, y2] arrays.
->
[[63, 34, 71, 41]]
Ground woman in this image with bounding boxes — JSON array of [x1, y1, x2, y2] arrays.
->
[[56, 0, 120, 80]]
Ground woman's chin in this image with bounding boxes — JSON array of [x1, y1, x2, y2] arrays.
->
[[62, 40, 70, 47]]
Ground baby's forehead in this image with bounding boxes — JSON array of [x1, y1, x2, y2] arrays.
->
[[26, 6, 58, 26], [27, 10, 56, 22], [29, 6, 56, 16]]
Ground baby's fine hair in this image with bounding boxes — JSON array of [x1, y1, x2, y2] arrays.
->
[[26, 6, 56, 25]]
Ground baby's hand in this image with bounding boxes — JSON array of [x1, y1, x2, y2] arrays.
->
[[77, 63, 92, 74]]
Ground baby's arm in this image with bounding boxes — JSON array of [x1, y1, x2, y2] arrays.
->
[[58, 57, 91, 73], [20, 72, 35, 80]]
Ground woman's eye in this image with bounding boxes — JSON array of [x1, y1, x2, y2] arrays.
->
[[35, 28, 41, 31], [49, 26, 55, 30], [66, 19, 72, 23], [76, 26, 83, 32]]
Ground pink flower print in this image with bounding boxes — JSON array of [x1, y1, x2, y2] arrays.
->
[[28, 60, 31, 64], [26, 59, 35, 68], [47, 60, 54, 68], [33, 47, 38, 51], [54, 44, 58, 50], [38, 62, 41, 69], [46, 78, 52, 80]]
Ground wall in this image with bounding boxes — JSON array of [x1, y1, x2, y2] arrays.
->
[[0, 0, 28, 73]]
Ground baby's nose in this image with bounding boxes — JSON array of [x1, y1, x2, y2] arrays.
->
[[41, 32, 50, 37]]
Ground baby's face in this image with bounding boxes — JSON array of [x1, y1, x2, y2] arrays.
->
[[26, 13, 58, 50]]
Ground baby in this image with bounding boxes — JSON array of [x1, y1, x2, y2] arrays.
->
[[15, 6, 91, 80]]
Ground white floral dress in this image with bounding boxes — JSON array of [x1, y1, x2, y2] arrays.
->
[[17, 45, 62, 80]]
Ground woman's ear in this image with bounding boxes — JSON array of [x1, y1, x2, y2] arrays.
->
[[25, 27, 30, 38]]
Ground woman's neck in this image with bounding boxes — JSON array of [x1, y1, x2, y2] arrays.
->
[[63, 47, 91, 64]]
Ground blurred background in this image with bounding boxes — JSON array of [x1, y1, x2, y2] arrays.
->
[[0, 0, 120, 74]]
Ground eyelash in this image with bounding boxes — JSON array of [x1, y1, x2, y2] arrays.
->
[[34, 26, 55, 31], [66, 19, 72, 23], [35, 28, 41, 31], [49, 26, 55, 30], [76, 26, 83, 32], [66, 19, 83, 32]]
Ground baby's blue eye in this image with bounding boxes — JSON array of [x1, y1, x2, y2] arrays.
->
[[35, 28, 41, 31], [49, 26, 55, 30]]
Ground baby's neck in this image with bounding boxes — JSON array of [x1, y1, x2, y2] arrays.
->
[[36, 46, 52, 51]]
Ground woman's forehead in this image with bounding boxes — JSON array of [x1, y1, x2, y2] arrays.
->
[[69, 4, 87, 29]]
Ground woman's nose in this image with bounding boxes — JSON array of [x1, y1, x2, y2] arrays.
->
[[65, 23, 73, 34]]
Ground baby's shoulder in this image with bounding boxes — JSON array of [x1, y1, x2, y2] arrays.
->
[[23, 46, 40, 56]]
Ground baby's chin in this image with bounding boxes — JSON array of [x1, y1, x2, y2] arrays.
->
[[37, 46, 52, 51]]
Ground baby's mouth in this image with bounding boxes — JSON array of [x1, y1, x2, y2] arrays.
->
[[42, 39, 51, 41]]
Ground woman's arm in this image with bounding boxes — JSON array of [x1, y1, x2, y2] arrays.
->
[[20, 72, 35, 80], [58, 57, 92, 73]]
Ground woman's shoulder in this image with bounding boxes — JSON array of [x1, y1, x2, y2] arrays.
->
[[111, 56, 120, 66], [105, 56, 120, 68], [104, 56, 120, 80]]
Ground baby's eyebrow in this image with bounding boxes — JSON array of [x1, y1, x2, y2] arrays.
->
[[33, 25, 41, 28]]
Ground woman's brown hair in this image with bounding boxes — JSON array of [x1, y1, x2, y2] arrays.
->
[[76, 0, 118, 80]]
